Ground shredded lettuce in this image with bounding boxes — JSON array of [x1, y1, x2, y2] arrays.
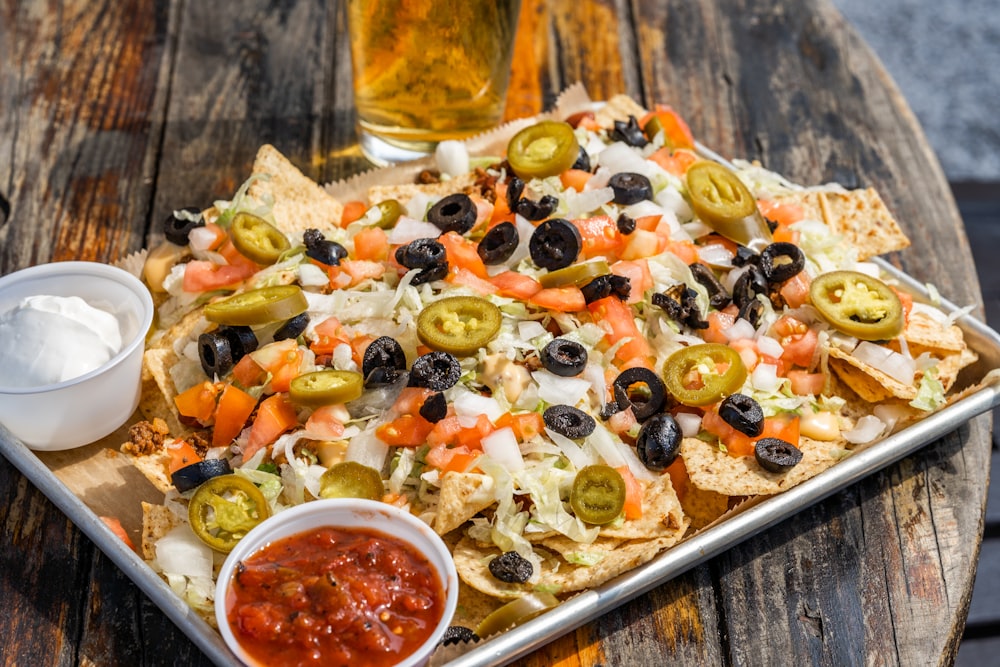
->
[[910, 368, 946, 411]]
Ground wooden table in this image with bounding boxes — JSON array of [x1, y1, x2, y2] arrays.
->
[[0, 0, 990, 664]]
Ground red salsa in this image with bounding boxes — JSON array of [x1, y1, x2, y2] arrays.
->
[[226, 525, 446, 667]]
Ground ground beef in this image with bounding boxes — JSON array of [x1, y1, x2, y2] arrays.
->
[[122, 418, 170, 456]]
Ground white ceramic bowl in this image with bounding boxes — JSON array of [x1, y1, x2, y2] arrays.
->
[[0, 261, 154, 450], [216, 498, 459, 667]]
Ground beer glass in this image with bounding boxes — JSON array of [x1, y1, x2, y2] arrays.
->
[[347, 0, 521, 165]]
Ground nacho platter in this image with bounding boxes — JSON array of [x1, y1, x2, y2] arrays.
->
[[3, 89, 1000, 666]]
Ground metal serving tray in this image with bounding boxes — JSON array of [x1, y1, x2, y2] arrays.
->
[[2, 258, 999, 667]]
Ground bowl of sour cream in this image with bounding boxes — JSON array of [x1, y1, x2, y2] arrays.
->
[[0, 261, 154, 450]]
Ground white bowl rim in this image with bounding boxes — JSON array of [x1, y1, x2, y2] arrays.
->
[[0, 261, 154, 395], [215, 497, 459, 667]]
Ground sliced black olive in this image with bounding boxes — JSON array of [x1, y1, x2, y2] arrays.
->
[[364, 366, 403, 387], [599, 401, 622, 420], [362, 336, 407, 380], [427, 193, 476, 234], [608, 172, 653, 205], [571, 146, 591, 172], [718, 394, 765, 437], [652, 284, 708, 330], [732, 246, 760, 267], [609, 116, 648, 148], [303, 228, 348, 266], [164, 207, 205, 246], [616, 212, 636, 235], [516, 194, 558, 221], [612, 367, 666, 421], [273, 312, 309, 341], [755, 437, 803, 473], [477, 221, 519, 265], [689, 262, 731, 310], [409, 351, 462, 391], [580, 274, 631, 304], [529, 218, 582, 271], [543, 404, 596, 439], [411, 263, 449, 285], [760, 242, 806, 284], [732, 265, 768, 310], [198, 331, 234, 378], [738, 298, 765, 328], [635, 413, 682, 471], [488, 551, 534, 584], [540, 338, 588, 377], [506, 176, 525, 209], [218, 325, 258, 360], [171, 458, 233, 493], [419, 391, 448, 423], [442, 626, 480, 646], [396, 238, 447, 269]]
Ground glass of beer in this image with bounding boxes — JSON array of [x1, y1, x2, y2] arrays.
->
[[347, 0, 521, 166]]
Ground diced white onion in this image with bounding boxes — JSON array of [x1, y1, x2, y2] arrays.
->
[[724, 318, 756, 342], [188, 226, 219, 252], [852, 262, 881, 278], [852, 341, 916, 385], [518, 320, 547, 341], [435, 140, 470, 177], [597, 142, 654, 177], [873, 403, 908, 432], [697, 243, 734, 268], [655, 186, 692, 220], [842, 415, 887, 444], [386, 216, 442, 245], [532, 369, 591, 406], [565, 187, 614, 219], [623, 200, 666, 220], [297, 262, 329, 287], [346, 425, 389, 471], [482, 427, 524, 472], [675, 411, 703, 437], [756, 335, 784, 359], [453, 391, 504, 427], [751, 363, 783, 392]]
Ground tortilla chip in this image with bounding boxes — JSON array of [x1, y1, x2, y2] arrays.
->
[[140, 502, 182, 561], [595, 94, 648, 128], [777, 189, 909, 260], [827, 345, 918, 402], [903, 311, 966, 353], [930, 345, 978, 392], [434, 472, 496, 535], [140, 348, 186, 433], [679, 485, 731, 532], [124, 448, 174, 495], [367, 172, 478, 207], [598, 473, 687, 540], [247, 144, 345, 236], [680, 436, 846, 496]]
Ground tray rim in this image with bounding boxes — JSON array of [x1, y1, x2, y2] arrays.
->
[[1, 261, 998, 667]]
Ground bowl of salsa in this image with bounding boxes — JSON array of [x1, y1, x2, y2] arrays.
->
[[215, 498, 459, 667]]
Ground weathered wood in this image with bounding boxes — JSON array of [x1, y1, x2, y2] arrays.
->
[[0, 0, 989, 665]]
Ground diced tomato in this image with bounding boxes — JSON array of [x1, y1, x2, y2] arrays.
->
[[647, 147, 698, 176], [490, 187, 513, 225], [213, 383, 258, 447], [634, 215, 662, 232], [639, 105, 695, 150], [455, 414, 495, 449], [611, 260, 652, 304], [392, 387, 435, 415], [620, 229, 662, 260], [616, 466, 644, 520], [232, 354, 267, 388], [245, 393, 299, 459], [560, 169, 592, 192], [572, 215, 623, 258], [425, 445, 480, 474], [426, 414, 494, 449], [787, 370, 826, 396], [774, 316, 819, 369], [166, 438, 203, 474], [664, 457, 689, 503], [340, 259, 385, 286], [728, 337, 760, 372], [704, 308, 738, 344], [309, 317, 350, 356], [251, 339, 305, 393], [588, 296, 651, 365], [181, 259, 257, 293], [352, 227, 389, 261], [528, 286, 587, 312], [490, 271, 543, 300], [607, 406, 637, 435], [377, 414, 436, 446], [100, 516, 135, 551], [441, 231, 489, 279], [757, 199, 804, 227], [449, 267, 498, 295], [701, 408, 754, 458], [893, 287, 914, 323], [779, 271, 811, 308], [663, 239, 700, 265], [348, 334, 375, 368], [174, 381, 220, 423], [495, 412, 545, 442], [341, 200, 368, 227], [772, 225, 801, 245], [471, 196, 494, 234], [761, 414, 800, 447], [305, 404, 347, 439]]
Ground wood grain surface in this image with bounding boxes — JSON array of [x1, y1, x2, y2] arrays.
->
[[0, 0, 988, 665]]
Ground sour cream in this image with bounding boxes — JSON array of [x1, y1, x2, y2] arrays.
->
[[0, 295, 123, 387]]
